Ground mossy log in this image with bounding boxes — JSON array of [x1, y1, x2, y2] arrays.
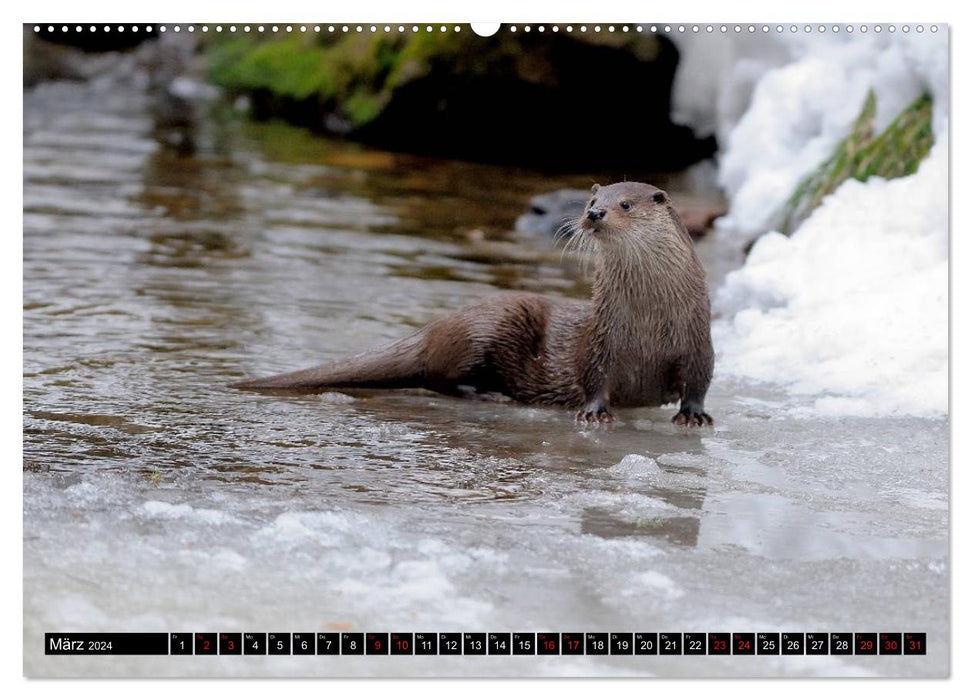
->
[[204, 28, 716, 171]]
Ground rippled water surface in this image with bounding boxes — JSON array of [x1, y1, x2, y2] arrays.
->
[[23, 67, 948, 677]]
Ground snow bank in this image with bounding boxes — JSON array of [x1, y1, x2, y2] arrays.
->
[[711, 29, 948, 418], [671, 32, 792, 144], [716, 32, 946, 237]]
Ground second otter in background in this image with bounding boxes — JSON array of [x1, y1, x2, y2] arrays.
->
[[233, 182, 715, 426]]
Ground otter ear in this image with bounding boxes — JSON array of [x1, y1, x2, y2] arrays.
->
[[591, 184, 600, 194]]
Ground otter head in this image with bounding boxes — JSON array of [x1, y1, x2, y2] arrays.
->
[[578, 182, 678, 248]]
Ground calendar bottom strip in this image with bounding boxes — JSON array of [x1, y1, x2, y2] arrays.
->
[[46, 632, 926, 656]]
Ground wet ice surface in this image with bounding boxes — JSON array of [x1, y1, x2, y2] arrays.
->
[[23, 402, 948, 677], [23, 71, 948, 677]]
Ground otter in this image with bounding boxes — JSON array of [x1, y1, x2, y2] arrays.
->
[[233, 182, 714, 426]]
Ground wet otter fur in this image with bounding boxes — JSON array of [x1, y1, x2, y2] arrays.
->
[[233, 182, 715, 426]]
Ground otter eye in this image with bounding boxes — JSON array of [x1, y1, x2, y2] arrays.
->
[[653, 192, 667, 204], [589, 198, 597, 207], [620, 201, 632, 211]]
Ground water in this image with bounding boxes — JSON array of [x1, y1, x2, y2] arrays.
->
[[23, 64, 948, 677]]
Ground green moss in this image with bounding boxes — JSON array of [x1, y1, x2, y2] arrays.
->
[[208, 37, 323, 97], [780, 90, 934, 234], [205, 32, 468, 129], [202, 29, 560, 131], [344, 89, 385, 125]]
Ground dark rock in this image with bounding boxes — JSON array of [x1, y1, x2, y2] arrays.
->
[[355, 33, 715, 171], [206, 30, 718, 173]]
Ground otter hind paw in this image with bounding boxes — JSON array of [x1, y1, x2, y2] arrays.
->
[[672, 408, 713, 427]]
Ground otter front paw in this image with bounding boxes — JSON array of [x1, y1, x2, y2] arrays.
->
[[576, 399, 614, 423], [672, 405, 713, 427], [576, 408, 614, 423]]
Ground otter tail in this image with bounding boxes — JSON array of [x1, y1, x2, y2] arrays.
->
[[231, 333, 425, 393]]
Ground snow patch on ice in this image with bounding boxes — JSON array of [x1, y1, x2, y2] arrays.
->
[[605, 454, 661, 478], [210, 548, 249, 572], [141, 500, 240, 525], [253, 510, 363, 549], [577, 490, 674, 515], [632, 571, 683, 600], [142, 501, 192, 518]]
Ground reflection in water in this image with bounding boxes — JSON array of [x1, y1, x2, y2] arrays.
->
[[579, 452, 708, 547], [581, 510, 702, 548]]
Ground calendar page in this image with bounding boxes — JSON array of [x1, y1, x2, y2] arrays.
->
[[22, 16, 949, 679]]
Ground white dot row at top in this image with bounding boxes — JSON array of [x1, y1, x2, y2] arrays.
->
[[32, 24, 940, 35]]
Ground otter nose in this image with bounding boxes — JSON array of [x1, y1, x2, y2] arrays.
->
[[587, 208, 606, 221]]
